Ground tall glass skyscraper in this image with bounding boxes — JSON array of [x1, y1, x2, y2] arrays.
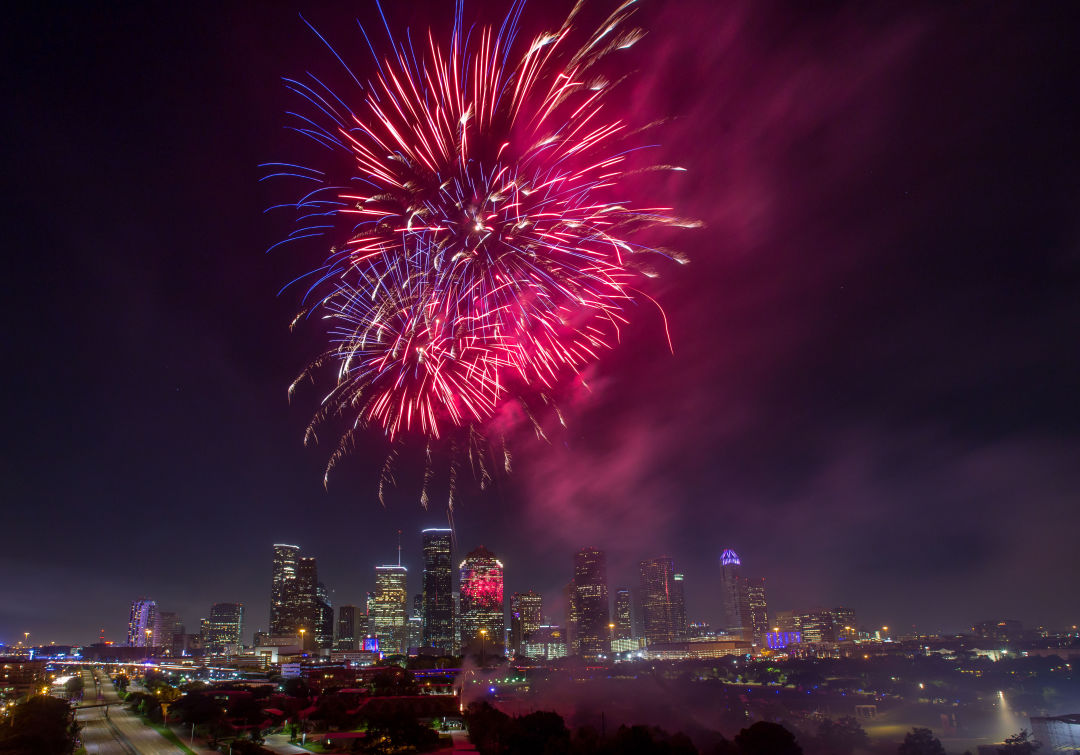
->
[[421, 528, 454, 653], [459, 546, 504, 655], [372, 565, 409, 654], [614, 589, 633, 640], [204, 603, 244, 650], [270, 544, 300, 635], [571, 547, 610, 657], [127, 598, 157, 647], [719, 549, 751, 641], [638, 557, 686, 645], [510, 591, 542, 656], [336, 605, 359, 650]]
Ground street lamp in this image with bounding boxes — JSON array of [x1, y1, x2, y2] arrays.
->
[[299, 628, 307, 652], [479, 629, 488, 667]]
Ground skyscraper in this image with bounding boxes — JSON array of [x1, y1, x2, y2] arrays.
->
[[747, 578, 768, 645], [509, 591, 542, 656], [571, 547, 610, 657], [127, 599, 157, 648], [672, 573, 688, 640], [372, 565, 409, 654], [153, 611, 184, 655], [719, 549, 751, 641], [638, 557, 685, 645], [459, 546, 504, 655], [614, 589, 633, 640], [204, 603, 244, 651], [270, 544, 300, 635], [421, 528, 454, 654], [315, 581, 334, 650], [336, 605, 359, 651]]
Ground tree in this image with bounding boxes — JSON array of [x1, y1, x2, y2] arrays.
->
[[504, 711, 570, 755], [811, 717, 868, 755], [464, 701, 512, 755], [999, 730, 1041, 754], [609, 724, 698, 755], [897, 728, 946, 755], [735, 721, 803, 755], [362, 711, 439, 754], [0, 696, 78, 755], [170, 692, 225, 727]]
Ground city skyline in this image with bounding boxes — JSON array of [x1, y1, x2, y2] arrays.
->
[[13, 531, 1065, 651], [2, 1, 1078, 649]]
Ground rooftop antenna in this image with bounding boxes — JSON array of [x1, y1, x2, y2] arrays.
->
[[397, 529, 402, 567]]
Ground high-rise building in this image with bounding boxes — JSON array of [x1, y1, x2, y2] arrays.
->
[[336, 605, 359, 651], [270, 544, 301, 635], [797, 609, 835, 643], [204, 603, 244, 651], [372, 565, 409, 655], [672, 572, 688, 640], [571, 547, 610, 657], [295, 557, 319, 637], [315, 582, 334, 650], [639, 557, 685, 645], [509, 591, 542, 656], [831, 606, 857, 640], [421, 528, 454, 654], [154, 611, 184, 655], [747, 578, 768, 645], [719, 549, 751, 641], [631, 587, 646, 639], [614, 589, 633, 640], [459, 546, 504, 655], [128, 599, 157, 648]]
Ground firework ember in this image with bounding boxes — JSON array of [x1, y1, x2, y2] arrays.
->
[[269, 0, 688, 493]]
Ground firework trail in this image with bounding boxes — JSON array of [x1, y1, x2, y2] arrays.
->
[[269, 0, 689, 498]]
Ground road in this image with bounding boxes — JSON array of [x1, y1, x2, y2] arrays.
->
[[75, 668, 191, 754]]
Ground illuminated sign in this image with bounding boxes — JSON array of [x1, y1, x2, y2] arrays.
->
[[362, 637, 380, 653]]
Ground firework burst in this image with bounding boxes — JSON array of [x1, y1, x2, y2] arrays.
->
[[269, 0, 688, 499]]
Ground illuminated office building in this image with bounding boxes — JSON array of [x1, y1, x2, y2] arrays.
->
[[421, 528, 455, 653], [204, 603, 244, 651], [638, 557, 686, 645], [614, 589, 633, 640], [719, 549, 751, 641], [154, 611, 184, 655], [510, 591, 542, 655], [372, 565, 409, 654], [127, 599, 157, 647], [747, 578, 768, 644], [269, 544, 300, 635], [571, 547, 610, 657], [336, 605, 359, 651], [459, 546, 504, 655]]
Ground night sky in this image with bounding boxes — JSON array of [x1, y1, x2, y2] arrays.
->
[[3, 1, 1078, 646]]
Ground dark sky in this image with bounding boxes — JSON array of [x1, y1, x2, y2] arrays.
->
[[2, 1, 1078, 646]]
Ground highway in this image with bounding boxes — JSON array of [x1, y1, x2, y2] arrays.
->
[[75, 668, 189, 754]]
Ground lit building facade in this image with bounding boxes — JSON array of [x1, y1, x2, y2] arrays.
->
[[614, 589, 633, 640], [510, 591, 543, 656], [127, 599, 157, 648], [154, 611, 184, 655], [571, 547, 610, 657], [639, 557, 685, 645], [204, 603, 244, 651], [421, 528, 455, 654], [747, 578, 768, 645], [270, 544, 300, 636], [372, 565, 409, 655], [719, 549, 751, 641], [336, 605, 359, 651], [459, 546, 504, 655], [523, 626, 567, 661]]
